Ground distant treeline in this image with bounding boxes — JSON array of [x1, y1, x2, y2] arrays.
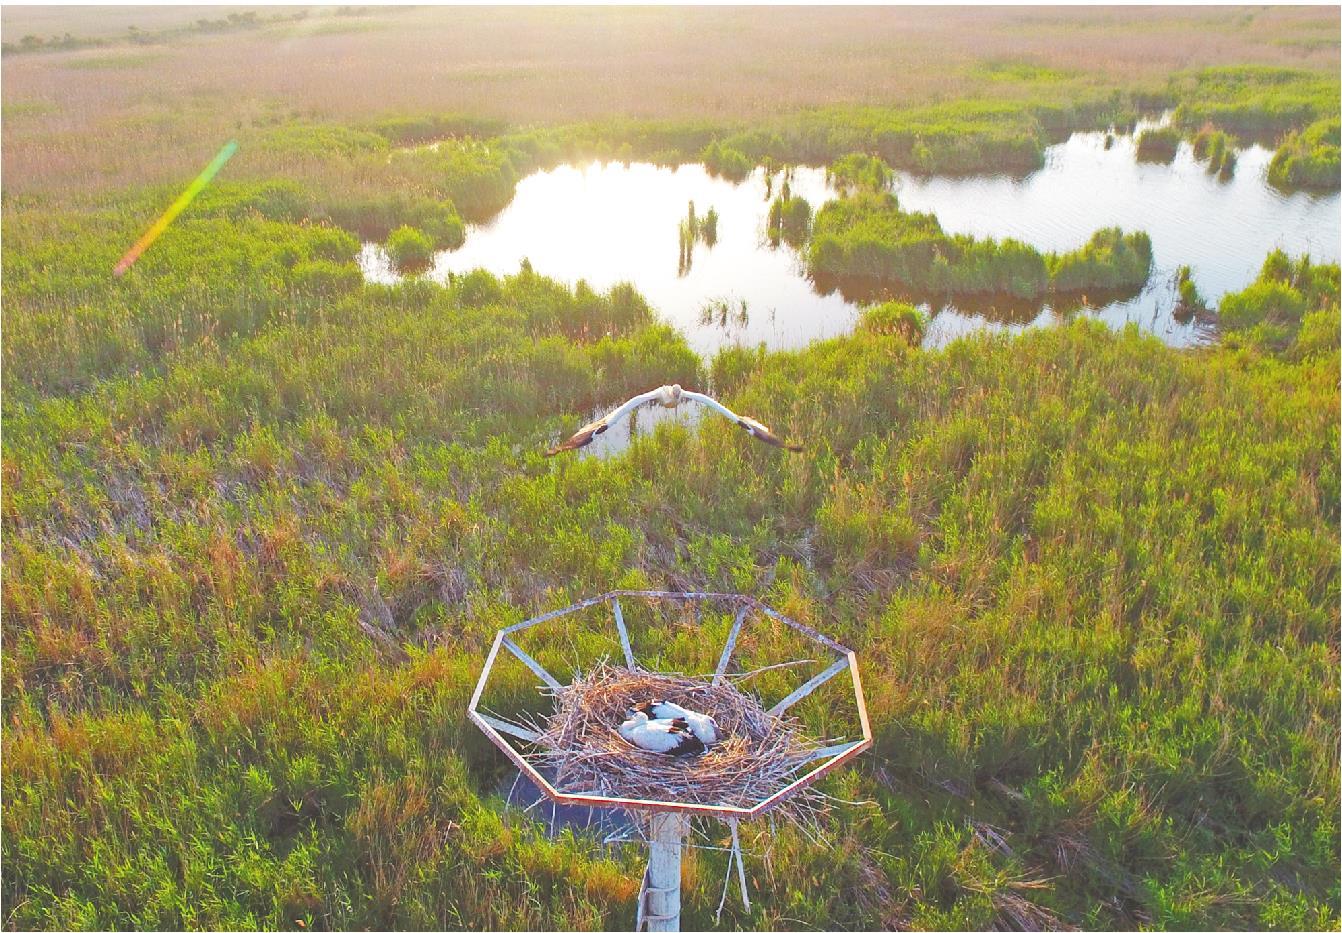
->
[[1, 8, 381, 55]]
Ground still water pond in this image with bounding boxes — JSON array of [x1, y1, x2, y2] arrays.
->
[[361, 130, 1339, 356]]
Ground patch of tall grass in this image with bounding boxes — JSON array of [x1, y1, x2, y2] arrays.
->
[[259, 123, 390, 160], [1267, 117, 1341, 191], [1174, 264, 1209, 318], [766, 192, 812, 248], [857, 300, 926, 345], [1191, 125, 1236, 177], [1135, 126, 1180, 162], [1217, 249, 1340, 354], [5, 305, 1337, 928], [1045, 227, 1153, 294], [701, 140, 752, 181], [825, 152, 893, 193], [1171, 65, 1340, 138], [677, 201, 718, 275], [370, 112, 509, 147], [808, 192, 1151, 300], [323, 194, 465, 248], [385, 225, 434, 272], [3, 205, 362, 395]]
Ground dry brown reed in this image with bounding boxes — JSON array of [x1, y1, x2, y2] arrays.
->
[[3, 6, 1337, 197]]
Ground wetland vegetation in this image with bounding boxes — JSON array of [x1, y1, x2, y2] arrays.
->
[[1135, 127, 1181, 163], [1268, 118, 1342, 191], [677, 201, 719, 275], [807, 186, 1153, 302], [385, 225, 434, 273], [1192, 126, 1237, 178], [2, 6, 1339, 932], [766, 190, 812, 249], [1217, 249, 1340, 354]]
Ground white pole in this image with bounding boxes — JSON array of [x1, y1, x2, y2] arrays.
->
[[644, 813, 689, 931]]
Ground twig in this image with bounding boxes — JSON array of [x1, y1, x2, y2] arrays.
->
[[727, 659, 818, 682]]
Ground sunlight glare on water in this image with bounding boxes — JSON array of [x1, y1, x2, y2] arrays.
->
[[894, 131, 1340, 347], [360, 128, 1339, 359], [364, 161, 860, 356]]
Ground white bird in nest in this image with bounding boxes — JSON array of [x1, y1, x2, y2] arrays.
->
[[618, 710, 706, 757], [634, 699, 719, 745], [545, 384, 803, 456]]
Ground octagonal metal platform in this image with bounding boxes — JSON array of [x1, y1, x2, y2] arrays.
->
[[467, 589, 871, 819]]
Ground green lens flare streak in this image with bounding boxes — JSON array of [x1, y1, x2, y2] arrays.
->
[[113, 140, 239, 277]]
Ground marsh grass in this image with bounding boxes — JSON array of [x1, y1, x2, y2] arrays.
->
[[698, 297, 749, 330], [2, 8, 1335, 199], [826, 153, 893, 194], [701, 140, 752, 182], [385, 225, 434, 273], [766, 192, 812, 249], [700, 207, 719, 246], [5, 286, 1337, 927], [678, 201, 719, 274], [1173, 265, 1211, 323], [808, 191, 1152, 301], [1192, 125, 1236, 177], [857, 301, 926, 345], [1135, 126, 1180, 162], [1172, 65, 1339, 139], [1268, 117, 1341, 190], [1217, 249, 1340, 353], [1, 8, 1339, 929], [323, 194, 464, 248]]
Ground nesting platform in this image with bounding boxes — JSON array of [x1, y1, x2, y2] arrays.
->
[[468, 590, 871, 821], [539, 663, 813, 810]]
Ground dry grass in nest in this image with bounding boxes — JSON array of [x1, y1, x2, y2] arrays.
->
[[527, 662, 827, 818]]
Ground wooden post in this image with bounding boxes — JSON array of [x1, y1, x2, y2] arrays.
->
[[644, 813, 690, 931]]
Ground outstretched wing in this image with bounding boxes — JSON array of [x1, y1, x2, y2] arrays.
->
[[681, 391, 803, 452], [545, 387, 665, 456]]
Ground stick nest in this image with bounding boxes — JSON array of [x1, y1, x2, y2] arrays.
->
[[529, 662, 825, 817]]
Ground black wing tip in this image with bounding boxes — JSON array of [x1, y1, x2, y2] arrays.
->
[[737, 417, 803, 452], [671, 735, 707, 757], [546, 431, 597, 456]]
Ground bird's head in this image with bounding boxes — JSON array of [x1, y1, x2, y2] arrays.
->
[[658, 384, 683, 408], [624, 709, 649, 725]]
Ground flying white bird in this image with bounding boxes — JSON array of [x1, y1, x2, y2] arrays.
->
[[618, 710, 706, 757], [634, 699, 719, 745], [545, 384, 803, 456]]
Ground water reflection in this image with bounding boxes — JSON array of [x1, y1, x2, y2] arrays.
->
[[360, 128, 1338, 357], [362, 161, 861, 356]]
